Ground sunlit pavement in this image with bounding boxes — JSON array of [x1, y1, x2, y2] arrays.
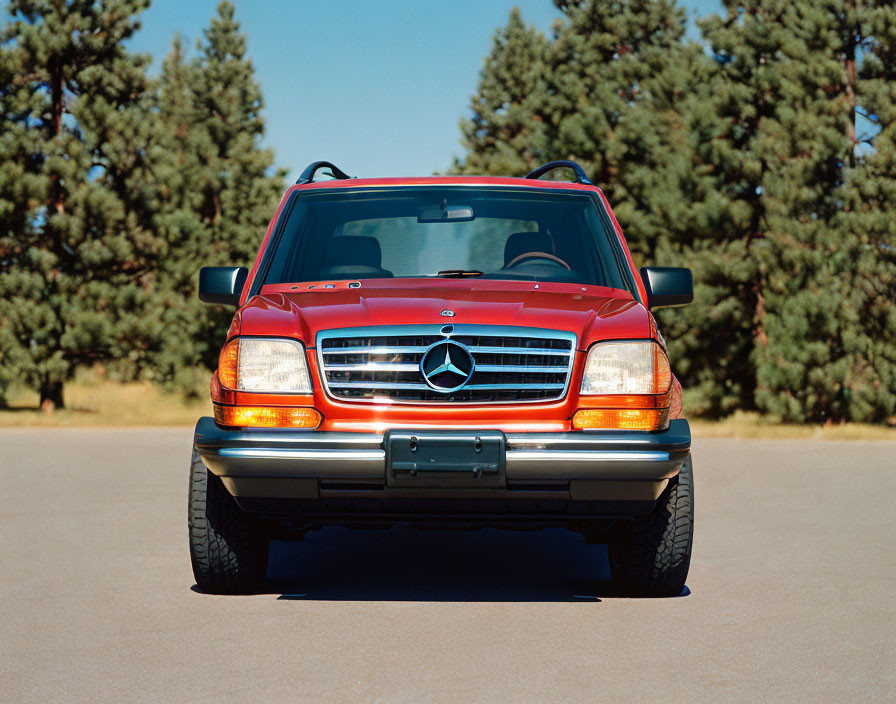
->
[[2, 428, 893, 702]]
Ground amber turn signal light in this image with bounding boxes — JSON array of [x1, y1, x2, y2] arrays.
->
[[214, 405, 321, 429], [572, 408, 669, 431], [217, 339, 239, 389]]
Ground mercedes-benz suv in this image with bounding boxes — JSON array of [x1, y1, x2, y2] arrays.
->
[[189, 160, 695, 596]]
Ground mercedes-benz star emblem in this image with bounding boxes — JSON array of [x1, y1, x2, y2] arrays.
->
[[419, 340, 475, 392]]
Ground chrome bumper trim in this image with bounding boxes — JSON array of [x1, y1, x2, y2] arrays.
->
[[193, 418, 690, 484], [507, 450, 669, 462], [219, 448, 384, 462]]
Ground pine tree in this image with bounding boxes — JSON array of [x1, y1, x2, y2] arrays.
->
[[771, 0, 896, 423], [149, 1, 285, 391], [454, 8, 550, 176], [836, 0, 896, 423], [649, 1, 801, 417], [697, 0, 896, 422], [0, 0, 163, 409]]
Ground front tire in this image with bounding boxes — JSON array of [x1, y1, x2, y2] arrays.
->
[[608, 453, 694, 597], [188, 447, 269, 594]]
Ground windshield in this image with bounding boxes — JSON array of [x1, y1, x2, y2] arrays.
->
[[262, 187, 631, 289]]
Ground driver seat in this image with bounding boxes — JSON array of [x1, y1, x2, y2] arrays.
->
[[501, 230, 579, 282], [503, 231, 556, 267]]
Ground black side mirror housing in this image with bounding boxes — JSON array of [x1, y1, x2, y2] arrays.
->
[[640, 266, 693, 310], [198, 266, 249, 306]]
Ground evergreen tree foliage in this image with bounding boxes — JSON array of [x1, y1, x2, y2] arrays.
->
[[149, 1, 285, 392], [695, 0, 896, 422], [836, 1, 896, 423], [664, 0, 833, 417], [459, 2, 709, 259], [455, 8, 550, 176], [0, 0, 162, 408], [544, 0, 689, 222]]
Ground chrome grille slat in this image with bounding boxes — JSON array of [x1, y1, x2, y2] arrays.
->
[[468, 346, 571, 356], [474, 364, 569, 374], [316, 324, 576, 404], [323, 363, 420, 372], [466, 383, 567, 390], [322, 345, 428, 354], [327, 381, 567, 391], [328, 381, 431, 390]]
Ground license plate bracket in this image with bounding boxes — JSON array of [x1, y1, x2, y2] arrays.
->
[[385, 430, 506, 489]]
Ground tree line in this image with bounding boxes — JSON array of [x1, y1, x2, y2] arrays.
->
[[455, 0, 896, 424], [1, 0, 894, 424]]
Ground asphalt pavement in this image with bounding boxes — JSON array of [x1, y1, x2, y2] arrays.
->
[[1, 427, 894, 702]]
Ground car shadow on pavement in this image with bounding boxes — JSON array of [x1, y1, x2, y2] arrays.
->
[[258, 525, 689, 602]]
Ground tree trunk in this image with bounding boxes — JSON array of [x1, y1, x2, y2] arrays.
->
[[39, 380, 65, 413], [50, 63, 63, 137], [844, 1, 858, 167]]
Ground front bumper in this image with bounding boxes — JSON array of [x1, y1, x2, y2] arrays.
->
[[194, 417, 690, 521]]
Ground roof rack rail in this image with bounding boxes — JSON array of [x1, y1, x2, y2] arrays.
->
[[296, 161, 352, 185], [524, 160, 592, 185]]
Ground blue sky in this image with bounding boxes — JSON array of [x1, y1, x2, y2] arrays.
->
[[126, 0, 723, 182]]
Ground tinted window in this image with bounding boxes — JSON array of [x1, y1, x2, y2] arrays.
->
[[263, 187, 630, 289]]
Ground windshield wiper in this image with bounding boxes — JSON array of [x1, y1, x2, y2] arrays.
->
[[436, 270, 484, 278]]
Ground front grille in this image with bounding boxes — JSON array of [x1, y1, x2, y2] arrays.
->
[[317, 325, 576, 404]]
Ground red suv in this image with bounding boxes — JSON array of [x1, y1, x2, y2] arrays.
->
[[190, 160, 694, 596]]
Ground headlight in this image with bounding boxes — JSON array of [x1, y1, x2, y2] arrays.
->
[[218, 338, 312, 393], [580, 341, 671, 395]]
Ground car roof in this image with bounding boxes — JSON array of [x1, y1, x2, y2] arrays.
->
[[292, 175, 600, 194]]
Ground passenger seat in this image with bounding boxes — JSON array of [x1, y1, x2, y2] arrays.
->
[[319, 236, 394, 279]]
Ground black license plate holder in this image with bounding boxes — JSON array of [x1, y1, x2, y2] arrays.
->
[[385, 430, 506, 488]]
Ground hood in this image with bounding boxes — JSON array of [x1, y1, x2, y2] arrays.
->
[[237, 279, 650, 349]]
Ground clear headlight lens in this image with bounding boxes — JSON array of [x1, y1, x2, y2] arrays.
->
[[219, 338, 312, 393], [580, 341, 671, 395]]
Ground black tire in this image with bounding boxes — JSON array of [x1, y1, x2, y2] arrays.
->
[[608, 453, 694, 597], [188, 447, 269, 594]]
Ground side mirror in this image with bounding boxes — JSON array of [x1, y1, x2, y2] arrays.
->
[[198, 266, 249, 306], [640, 266, 693, 310]]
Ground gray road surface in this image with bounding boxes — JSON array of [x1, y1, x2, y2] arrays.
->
[[1, 428, 894, 703]]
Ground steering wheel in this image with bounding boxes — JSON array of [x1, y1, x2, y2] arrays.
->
[[505, 251, 572, 271]]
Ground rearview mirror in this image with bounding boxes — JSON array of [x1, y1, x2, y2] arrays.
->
[[640, 267, 693, 310], [198, 266, 248, 306], [418, 202, 475, 223]]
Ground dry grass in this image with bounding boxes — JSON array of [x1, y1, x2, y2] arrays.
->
[[2, 381, 894, 440], [689, 411, 896, 441], [0, 378, 211, 428]]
